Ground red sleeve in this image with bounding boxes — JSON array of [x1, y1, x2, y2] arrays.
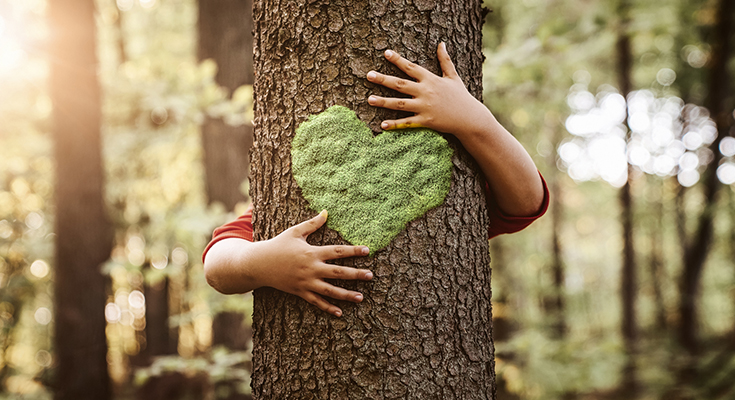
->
[[201, 204, 253, 263], [486, 173, 549, 239]]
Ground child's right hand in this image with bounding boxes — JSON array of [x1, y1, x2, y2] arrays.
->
[[256, 210, 372, 317], [204, 210, 373, 317]]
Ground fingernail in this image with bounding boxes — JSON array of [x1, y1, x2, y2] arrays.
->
[[368, 96, 376, 104], [365, 271, 373, 280], [367, 71, 376, 80], [385, 49, 393, 58], [381, 122, 389, 129], [334, 309, 342, 317], [362, 247, 370, 255], [355, 294, 363, 301], [320, 209, 328, 218], [441, 42, 446, 50]]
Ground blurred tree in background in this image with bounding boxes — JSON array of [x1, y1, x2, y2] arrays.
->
[[0, 0, 733, 399]]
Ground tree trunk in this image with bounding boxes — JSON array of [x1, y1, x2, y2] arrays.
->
[[648, 179, 667, 332], [49, 1, 113, 399], [250, 1, 493, 398], [616, 0, 638, 394], [198, 2, 254, 399], [678, 0, 733, 359], [198, 0, 254, 210], [549, 127, 567, 340]]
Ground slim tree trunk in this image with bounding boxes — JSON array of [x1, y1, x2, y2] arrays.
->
[[198, 0, 254, 210], [549, 127, 567, 340], [49, 1, 113, 399], [250, 1, 493, 398], [649, 179, 667, 332], [616, 0, 638, 394], [678, 0, 733, 359], [198, 2, 254, 399]]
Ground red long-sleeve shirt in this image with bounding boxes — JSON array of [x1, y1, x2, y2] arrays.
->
[[202, 175, 549, 261]]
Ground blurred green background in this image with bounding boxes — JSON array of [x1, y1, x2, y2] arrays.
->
[[0, 0, 733, 398]]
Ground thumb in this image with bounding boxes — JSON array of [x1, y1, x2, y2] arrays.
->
[[292, 210, 328, 238], [438, 42, 459, 79]]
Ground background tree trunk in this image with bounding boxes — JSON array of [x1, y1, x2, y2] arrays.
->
[[250, 1, 493, 398], [678, 0, 733, 359], [616, 0, 638, 394], [198, 2, 254, 399], [198, 0, 254, 210], [49, 0, 113, 399]]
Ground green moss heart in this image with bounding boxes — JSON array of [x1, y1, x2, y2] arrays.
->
[[291, 105, 453, 253]]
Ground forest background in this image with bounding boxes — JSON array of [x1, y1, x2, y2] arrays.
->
[[0, 0, 734, 399]]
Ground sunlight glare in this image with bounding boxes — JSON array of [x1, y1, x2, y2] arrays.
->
[[678, 170, 700, 187], [682, 131, 703, 150], [559, 141, 582, 163], [656, 68, 676, 86], [716, 163, 735, 185], [30, 260, 49, 278], [629, 112, 650, 132], [117, 0, 134, 11], [140, 0, 157, 9], [105, 303, 121, 323], [719, 136, 735, 157], [628, 144, 650, 166], [34, 307, 52, 325], [678, 152, 699, 171]]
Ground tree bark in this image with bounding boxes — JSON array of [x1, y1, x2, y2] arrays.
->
[[198, 0, 254, 210], [250, 1, 493, 398], [49, 1, 113, 399]]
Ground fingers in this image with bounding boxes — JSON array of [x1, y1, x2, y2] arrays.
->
[[368, 95, 418, 113], [303, 292, 343, 317], [382, 49, 430, 81], [313, 281, 365, 304], [318, 263, 373, 282], [292, 210, 328, 237], [379, 116, 424, 131], [437, 42, 459, 79], [319, 245, 370, 260], [366, 71, 420, 96]]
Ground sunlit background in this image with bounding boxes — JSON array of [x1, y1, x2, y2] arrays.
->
[[1, 0, 734, 398]]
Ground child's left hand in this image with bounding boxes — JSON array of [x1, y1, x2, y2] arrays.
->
[[366, 42, 546, 218], [366, 42, 491, 140]]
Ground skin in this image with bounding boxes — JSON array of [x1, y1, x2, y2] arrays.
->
[[204, 43, 545, 317], [367, 43, 544, 217]]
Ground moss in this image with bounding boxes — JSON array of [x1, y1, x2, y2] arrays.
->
[[291, 105, 453, 253]]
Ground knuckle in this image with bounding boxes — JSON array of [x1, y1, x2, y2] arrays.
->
[[332, 267, 344, 277], [322, 287, 334, 298], [396, 100, 406, 110], [333, 247, 345, 257], [395, 78, 407, 89]]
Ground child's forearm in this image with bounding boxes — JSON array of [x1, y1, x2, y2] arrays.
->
[[454, 107, 545, 217], [204, 238, 264, 294]]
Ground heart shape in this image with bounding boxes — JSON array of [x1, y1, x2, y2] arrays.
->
[[291, 105, 453, 253]]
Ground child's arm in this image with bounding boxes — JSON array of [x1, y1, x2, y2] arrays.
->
[[367, 43, 544, 217], [203, 210, 373, 317]]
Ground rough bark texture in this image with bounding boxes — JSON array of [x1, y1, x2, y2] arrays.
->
[[250, 1, 493, 398], [49, 0, 113, 399], [199, 0, 254, 210]]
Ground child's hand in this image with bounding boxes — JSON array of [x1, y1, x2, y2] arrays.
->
[[255, 210, 372, 317], [366, 42, 491, 139]]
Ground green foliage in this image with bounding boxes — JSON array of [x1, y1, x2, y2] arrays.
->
[[291, 105, 453, 253], [134, 347, 251, 396]]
